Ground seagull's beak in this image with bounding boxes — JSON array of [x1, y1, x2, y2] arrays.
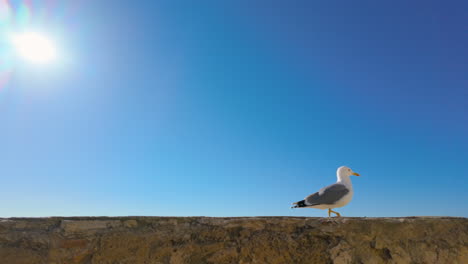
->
[[352, 172, 360, 176]]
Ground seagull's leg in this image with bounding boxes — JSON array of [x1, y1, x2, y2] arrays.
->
[[330, 209, 341, 217], [328, 208, 331, 217]]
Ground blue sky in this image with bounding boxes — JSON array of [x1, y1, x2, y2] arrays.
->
[[0, 0, 467, 217]]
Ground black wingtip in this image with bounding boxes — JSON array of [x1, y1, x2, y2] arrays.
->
[[291, 200, 306, 208]]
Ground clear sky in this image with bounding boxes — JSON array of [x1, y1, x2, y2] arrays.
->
[[0, 0, 467, 217]]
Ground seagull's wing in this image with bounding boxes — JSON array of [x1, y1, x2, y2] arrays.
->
[[304, 183, 349, 206]]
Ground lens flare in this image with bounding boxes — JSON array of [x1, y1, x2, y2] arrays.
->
[[0, 0, 12, 91], [16, 1, 31, 28], [0, 0, 12, 27], [0, 0, 83, 90]]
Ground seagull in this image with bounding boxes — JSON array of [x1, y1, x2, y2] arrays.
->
[[291, 166, 360, 217]]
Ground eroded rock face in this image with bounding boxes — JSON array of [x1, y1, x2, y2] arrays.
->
[[0, 217, 466, 264]]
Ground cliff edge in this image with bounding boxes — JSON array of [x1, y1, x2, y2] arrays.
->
[[0, 217, 466, 264]]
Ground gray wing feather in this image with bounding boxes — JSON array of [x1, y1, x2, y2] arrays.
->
[[305, 183, 349, 206]]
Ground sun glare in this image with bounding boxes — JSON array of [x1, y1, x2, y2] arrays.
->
[[11, 32, 57, 64]]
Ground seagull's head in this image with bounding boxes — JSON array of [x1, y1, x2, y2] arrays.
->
[[337, 166, 360, 179]]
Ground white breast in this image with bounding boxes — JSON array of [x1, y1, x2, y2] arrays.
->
[[330, 174, 354, 209]]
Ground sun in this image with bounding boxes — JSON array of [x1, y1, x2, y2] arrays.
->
[[10, 32, 58, 64]]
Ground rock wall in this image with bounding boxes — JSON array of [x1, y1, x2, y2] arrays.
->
[[0, 217, 466, 264]]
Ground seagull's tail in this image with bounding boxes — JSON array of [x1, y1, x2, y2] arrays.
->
[[291, 200, 307, 209]]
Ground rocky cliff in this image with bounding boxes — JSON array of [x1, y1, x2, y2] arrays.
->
[[0, 217, 466, 264]]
